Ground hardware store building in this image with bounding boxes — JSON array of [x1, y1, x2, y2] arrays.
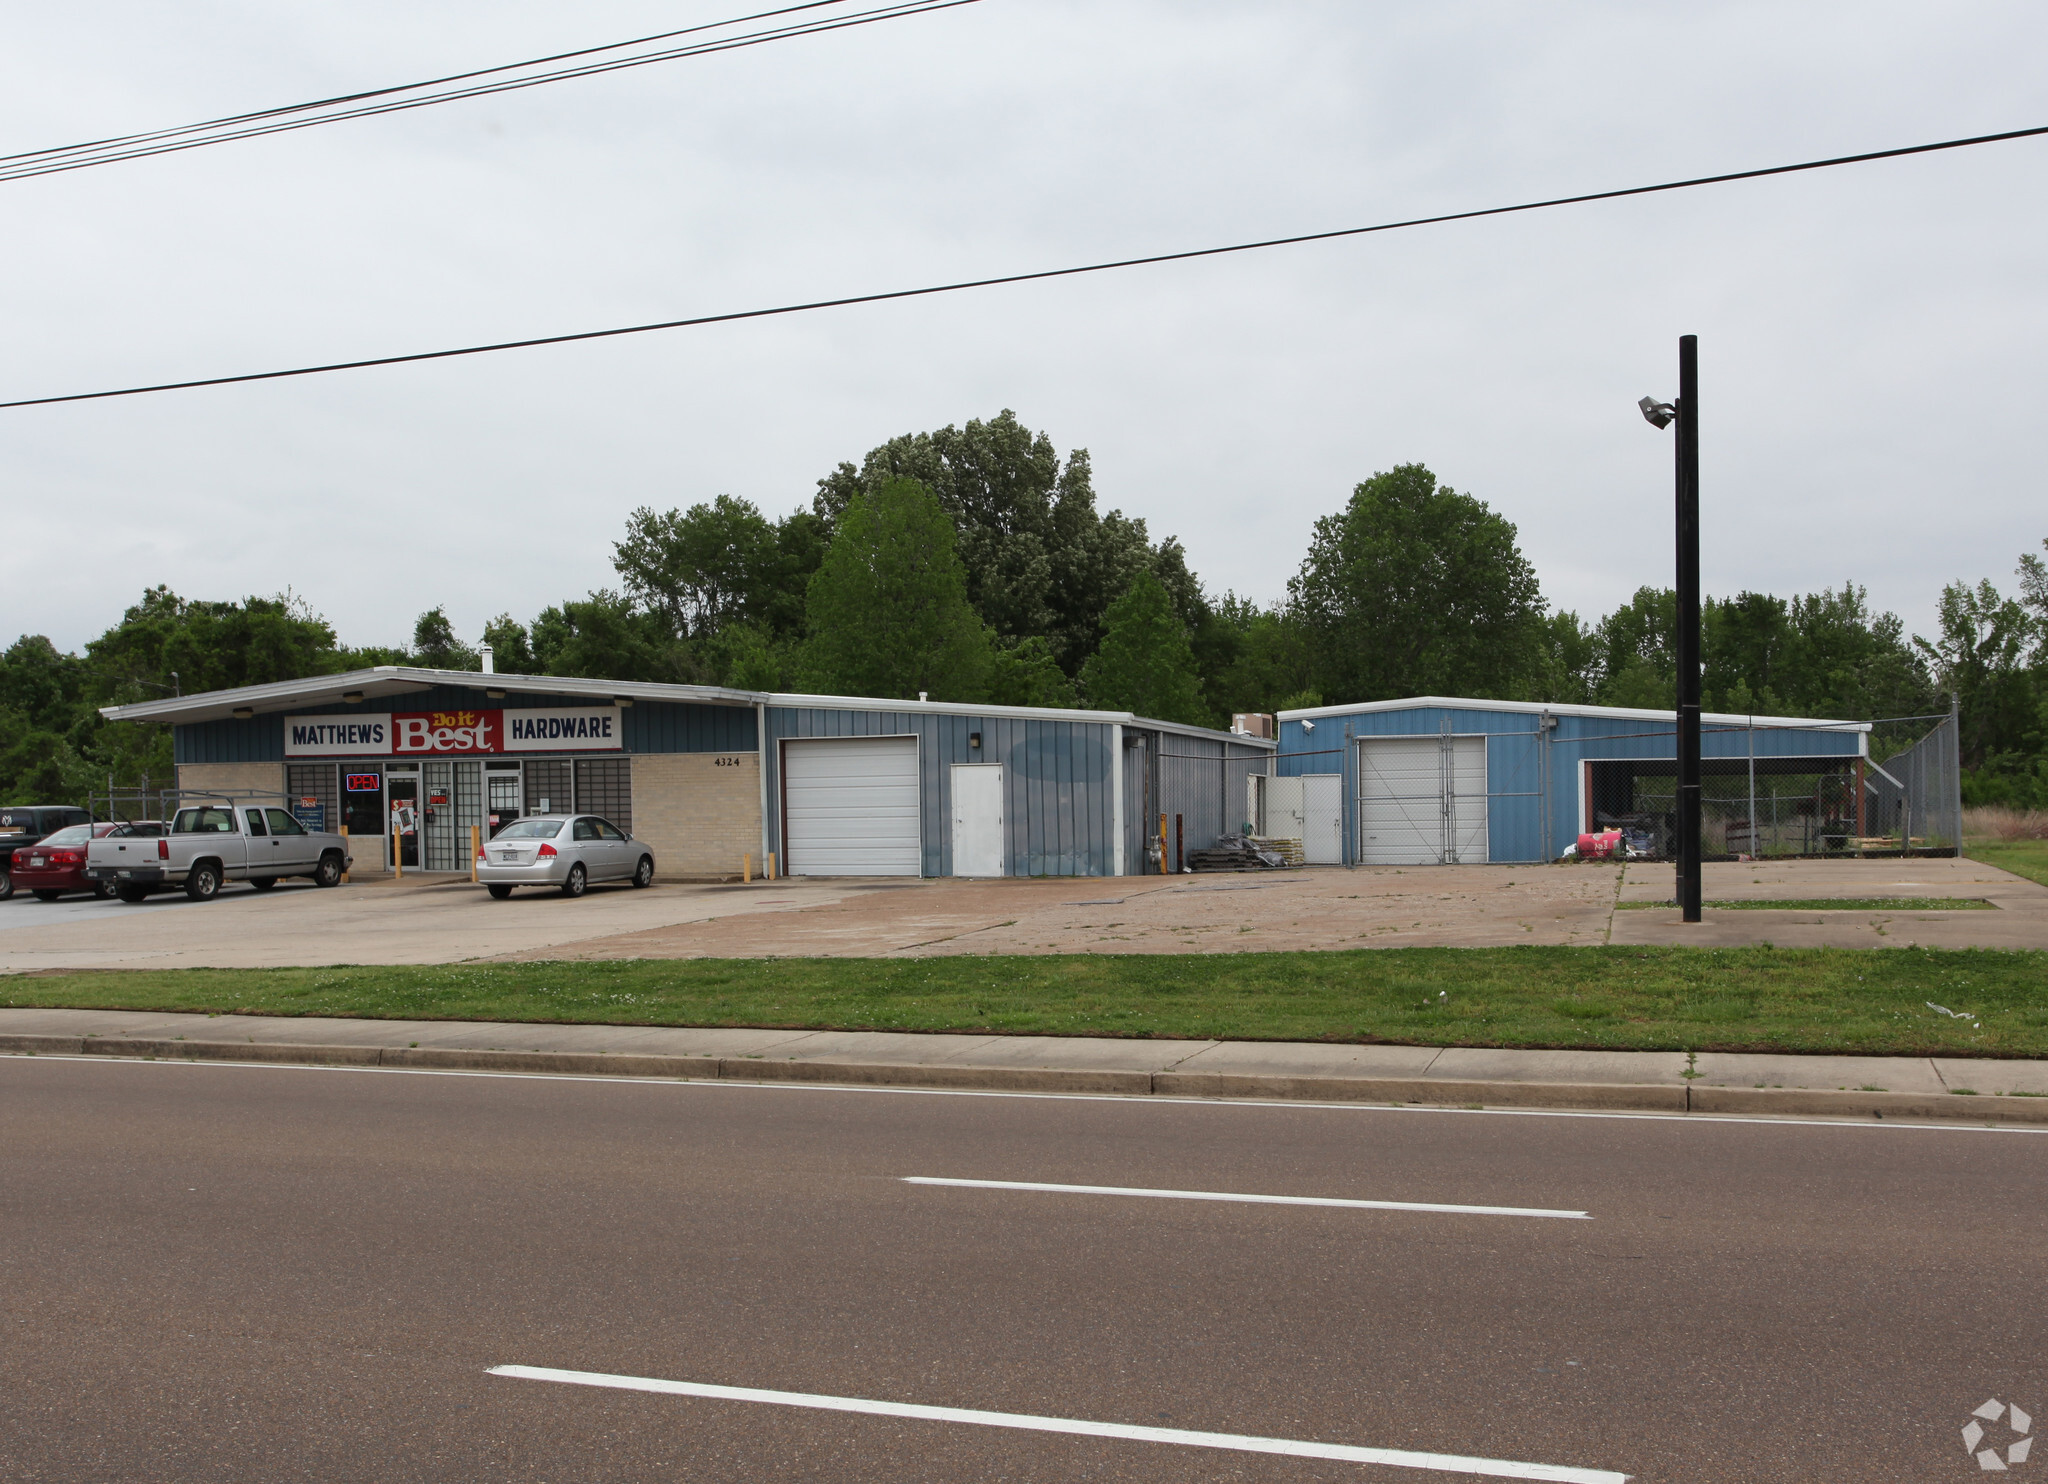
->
[[107, 666, 1272, 878]]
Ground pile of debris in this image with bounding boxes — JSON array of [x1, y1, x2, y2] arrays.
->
[[1187, 833, 1299, 871]]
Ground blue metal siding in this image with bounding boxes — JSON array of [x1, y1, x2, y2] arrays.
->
[[1277, 704, 1865, 864], [623, 700, 757, 753], [175, 716, 285, 765], [764, 707, 1117, 876]]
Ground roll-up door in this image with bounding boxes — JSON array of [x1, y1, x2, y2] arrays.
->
[[783, 736, 922, 876], [1357, 735, 1488, 864]]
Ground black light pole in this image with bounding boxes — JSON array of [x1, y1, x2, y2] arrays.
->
[[1640, 334, 1702, 923]]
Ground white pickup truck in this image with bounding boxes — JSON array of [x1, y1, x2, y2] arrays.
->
[[86, 797, 353, 903]]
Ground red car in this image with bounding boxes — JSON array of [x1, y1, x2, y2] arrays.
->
[[11, 822, 164, 901]]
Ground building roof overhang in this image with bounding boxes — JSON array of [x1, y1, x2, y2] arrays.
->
[[1274, 694, 1871, 733], [99, 668, 767, 726]]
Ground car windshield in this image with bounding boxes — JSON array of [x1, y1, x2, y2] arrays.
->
[[40, 825, 91, 846], [495, 818, 564, 839], [172, 807, 237, 834]]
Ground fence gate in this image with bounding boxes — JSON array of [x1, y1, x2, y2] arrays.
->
[[1357, 734, 1488, 864]]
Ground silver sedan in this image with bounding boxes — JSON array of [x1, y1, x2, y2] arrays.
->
[[475, 815, 655, 898]]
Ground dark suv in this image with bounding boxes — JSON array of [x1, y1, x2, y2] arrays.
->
[[0, 806, 92, 901]]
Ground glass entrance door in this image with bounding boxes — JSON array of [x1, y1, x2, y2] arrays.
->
[[388, 770, 420, 869], [486, 762, 522, 838]]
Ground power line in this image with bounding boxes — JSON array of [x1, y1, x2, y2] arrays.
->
[[6, 121, 2044, 411], [0, 0, 973, 183]]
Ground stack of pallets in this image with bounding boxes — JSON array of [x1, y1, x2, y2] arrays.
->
[[1186, 834, 1299, 871]]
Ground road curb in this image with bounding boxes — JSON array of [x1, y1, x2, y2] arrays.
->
[[5, 1033, 2047, 1122]]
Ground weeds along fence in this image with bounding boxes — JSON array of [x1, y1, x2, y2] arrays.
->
[[1144, 708, 1963, 867]]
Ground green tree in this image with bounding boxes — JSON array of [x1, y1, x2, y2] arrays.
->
[[815, 411, 1198, 674], [481, 614, 536, 674], [531, 591, 685, 683], [411, 607, 477, 670], [1915, 578, 2037, 767], [987, 636, 1078, 708], [1078, 571, 1207, 724], [800, 477, 990, 700], [1289, 464, 1546, 703]]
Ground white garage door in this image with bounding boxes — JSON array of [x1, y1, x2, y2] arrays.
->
[[1357, 735, 1488, 864], [784, 737, 922, 876]]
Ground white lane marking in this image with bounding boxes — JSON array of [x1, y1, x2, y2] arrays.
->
[[7, 1054, 2042, 1134], [488, 1364, 1628, 1483], [903, 1175, 1589, 1220]]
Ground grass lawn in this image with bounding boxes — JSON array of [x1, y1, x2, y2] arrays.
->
[[6, 946, 2047, 1058], [1615, 897, 1995, 911], [1972, 838, 2048, 889]]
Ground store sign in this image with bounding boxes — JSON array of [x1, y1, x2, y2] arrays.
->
[[285, 706, 622, 757], [502, 707, 621, 752], [294, 799, 326, 832], [285, 716, 391, 756]]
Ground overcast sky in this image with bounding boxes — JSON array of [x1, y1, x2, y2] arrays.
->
[[5, 1, 2045, 656]]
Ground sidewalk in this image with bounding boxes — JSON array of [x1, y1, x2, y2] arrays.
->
[[6, 1007, 2047, 1124]]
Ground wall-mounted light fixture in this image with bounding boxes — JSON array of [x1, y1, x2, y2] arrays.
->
[[342, 691, 365, 704], [613, 696, 634, 708], [969, 731, 982, 750], [231, 707, 255, 721], [485, 688, 507, 700]]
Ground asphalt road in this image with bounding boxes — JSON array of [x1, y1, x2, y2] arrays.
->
[[2, 1057, 2042, 1482]]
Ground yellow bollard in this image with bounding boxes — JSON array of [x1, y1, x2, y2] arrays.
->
[[393, 823, 402, 880], [340, 825, 350, 884], [743, 853, 752, 883], [767, 852, 777, 880], [469, 824, 480, 883]]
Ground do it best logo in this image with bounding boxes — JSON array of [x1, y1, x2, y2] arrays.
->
[[1964, 1399, 2032, 1471]]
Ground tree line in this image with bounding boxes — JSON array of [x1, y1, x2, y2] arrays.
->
[[4, 410, 2044, 807]]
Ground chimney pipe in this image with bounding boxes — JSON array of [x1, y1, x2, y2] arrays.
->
[[480, 644, 495, 675]]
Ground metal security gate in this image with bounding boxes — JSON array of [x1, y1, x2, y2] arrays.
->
[[783, 736, 922, 876], [1357, 734, 1488, 864]]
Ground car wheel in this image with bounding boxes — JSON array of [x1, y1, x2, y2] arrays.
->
[[250, 876, 279, 892], [632, 855, 654, 888], [560, 863, 587, 899], [32, 888, 62, 902], [185, 863, 222, 901], [314, 852, 344, 888], [487, 884, 513, 900], [92, 880, 113, 899], [0, 872, 12, 902], [115, 884, 150, 904]]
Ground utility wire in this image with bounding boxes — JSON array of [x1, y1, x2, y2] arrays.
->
[[0, 0, 971, 183], [6, 121, 2044, 411]]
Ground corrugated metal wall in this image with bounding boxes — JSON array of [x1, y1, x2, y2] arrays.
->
[[764, 706, 1119, 877], [1275, 703, 1867, 864], [1115, 727, 1272, 874]]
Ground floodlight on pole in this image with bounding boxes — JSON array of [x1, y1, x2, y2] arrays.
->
[[1638, 339, 1703, 925]]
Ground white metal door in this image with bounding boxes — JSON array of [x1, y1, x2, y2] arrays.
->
[[1302, 774, 1344, 864], [1357, 736, 1489, 864], [1262, 775, 1304, 839], [783, 737, 922, 876], [949, 764, 1005, 877]]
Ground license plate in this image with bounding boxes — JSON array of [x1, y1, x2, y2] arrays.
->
[[28, 856, 44, 867], [119, 870, 131, 878], [496, 852, 516, 863]]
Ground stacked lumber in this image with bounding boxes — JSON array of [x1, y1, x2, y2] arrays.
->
[[1187, 834, 1298, 871]]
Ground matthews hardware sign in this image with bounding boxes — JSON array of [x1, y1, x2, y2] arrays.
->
[[283, 707, 623, 757]]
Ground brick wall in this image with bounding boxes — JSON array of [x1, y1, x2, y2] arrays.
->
[[177, 762, 286, 798], [630, 752, 761, 880]]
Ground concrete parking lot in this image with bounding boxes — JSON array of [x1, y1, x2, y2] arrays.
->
[[0, 856, 2039, 972]]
